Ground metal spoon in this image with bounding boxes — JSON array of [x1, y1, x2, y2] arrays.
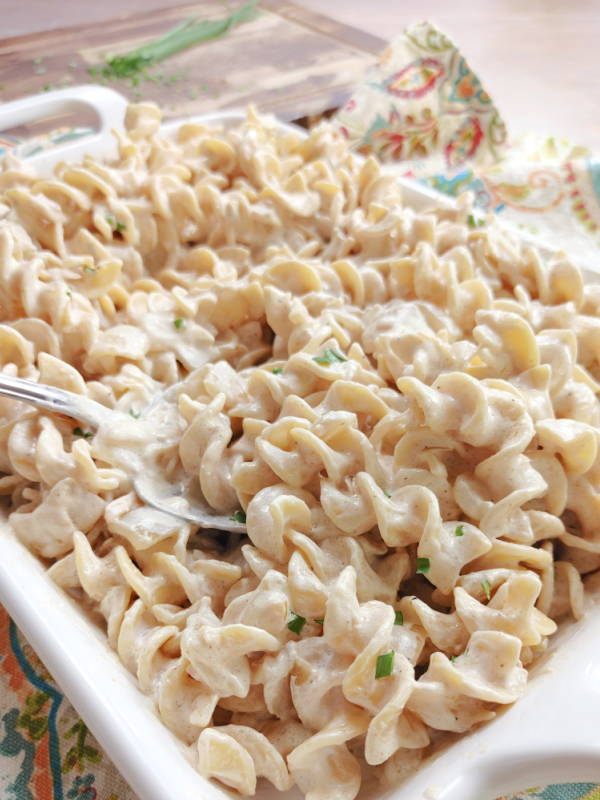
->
[[0, 374, 247, 533]]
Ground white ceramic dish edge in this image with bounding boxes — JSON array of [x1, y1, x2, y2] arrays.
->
[[1, 86, 600, 800]]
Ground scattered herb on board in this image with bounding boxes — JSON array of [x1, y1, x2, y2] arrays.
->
[[174, 318, 186, 329], [229, 510, 246, 524], [482, 579, 491, 601], [312, 349, 348, 366], [394, 611, 404, 626], [88, 1, 258, 82], [375, 651, 394, 679], [287, 612, 306, 636], [73, 427, 93, 439], [454, 524, 464, 537], [416, 557, 430, 575]]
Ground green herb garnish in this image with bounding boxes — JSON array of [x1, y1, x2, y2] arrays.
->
[[314, 619, 324, 625], [83, 265, 95, 274], [482, 579, 491, 601], [66, 291, 72, 299], [88, 2, 258, 81], [229, 511, 246, 524], [129, 409, 141, 419], [272, 367, 284, 375], [116, 221, 126, 233], [73, 427, 93, 439], [394, 611, 404, 626], [383, 489, 391, 498], [174, 318, 186, 329], [451, 654, 458, 663], [287, 612, 306, 636], [375, 651, 395, 679], [467, 213, 485, 228], [312, 348, 348, 366], [454, 524, 464, 537], [416, 557, 430, 575]]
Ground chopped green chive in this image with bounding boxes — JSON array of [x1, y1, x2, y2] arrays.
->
[[416, 557, 430, 575], [174, 318, 186, 329], [83, 265, 95, 274], [106, 214, 126, 233], [467, 213, 485, 227], [482, 579, 491, 601], [129, 409, 141, 419], [287, 612, 306, 636], [312, 348, 348, 366], [34, 58, 42, 64], [375, 651, 395, 679], [229, 511, 246, 524], [87, 2, 258, 82], [314, 619, 324, 625], [383, 489, 391, 498], [451, 654, 457, 662], [272, 367, 284, 375], [454, 524, 464, 537], [66, 291, 72, 299], [394, 611, 403, 626], [73, 427, 93, 439]]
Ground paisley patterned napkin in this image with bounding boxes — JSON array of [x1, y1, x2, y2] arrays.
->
[[332, 21, 600, 265], [2, 18, 600, 800]]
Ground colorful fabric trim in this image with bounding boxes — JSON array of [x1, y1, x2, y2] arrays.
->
[[0, 127, 95, 160], [0, 605, 137, 800]]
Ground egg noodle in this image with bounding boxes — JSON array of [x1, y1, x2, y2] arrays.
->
[[1, 103, 600, 798]]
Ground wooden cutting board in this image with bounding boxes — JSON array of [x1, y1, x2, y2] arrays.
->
[[0, 0, 385, 136]]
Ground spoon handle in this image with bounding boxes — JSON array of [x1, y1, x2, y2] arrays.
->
[[0, 374, 117, 428]]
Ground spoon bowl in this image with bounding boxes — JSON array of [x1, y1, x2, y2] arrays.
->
[[0, 374, 247, 533]]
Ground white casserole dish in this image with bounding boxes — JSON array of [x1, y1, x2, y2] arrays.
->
[[1, 85, 600, 800]]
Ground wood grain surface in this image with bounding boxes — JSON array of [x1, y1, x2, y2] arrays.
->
[[0, 0, 383, 134]]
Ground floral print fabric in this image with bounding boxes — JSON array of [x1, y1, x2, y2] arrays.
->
[[332, 21, 600, 264], [0, 606, 136, 800]]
